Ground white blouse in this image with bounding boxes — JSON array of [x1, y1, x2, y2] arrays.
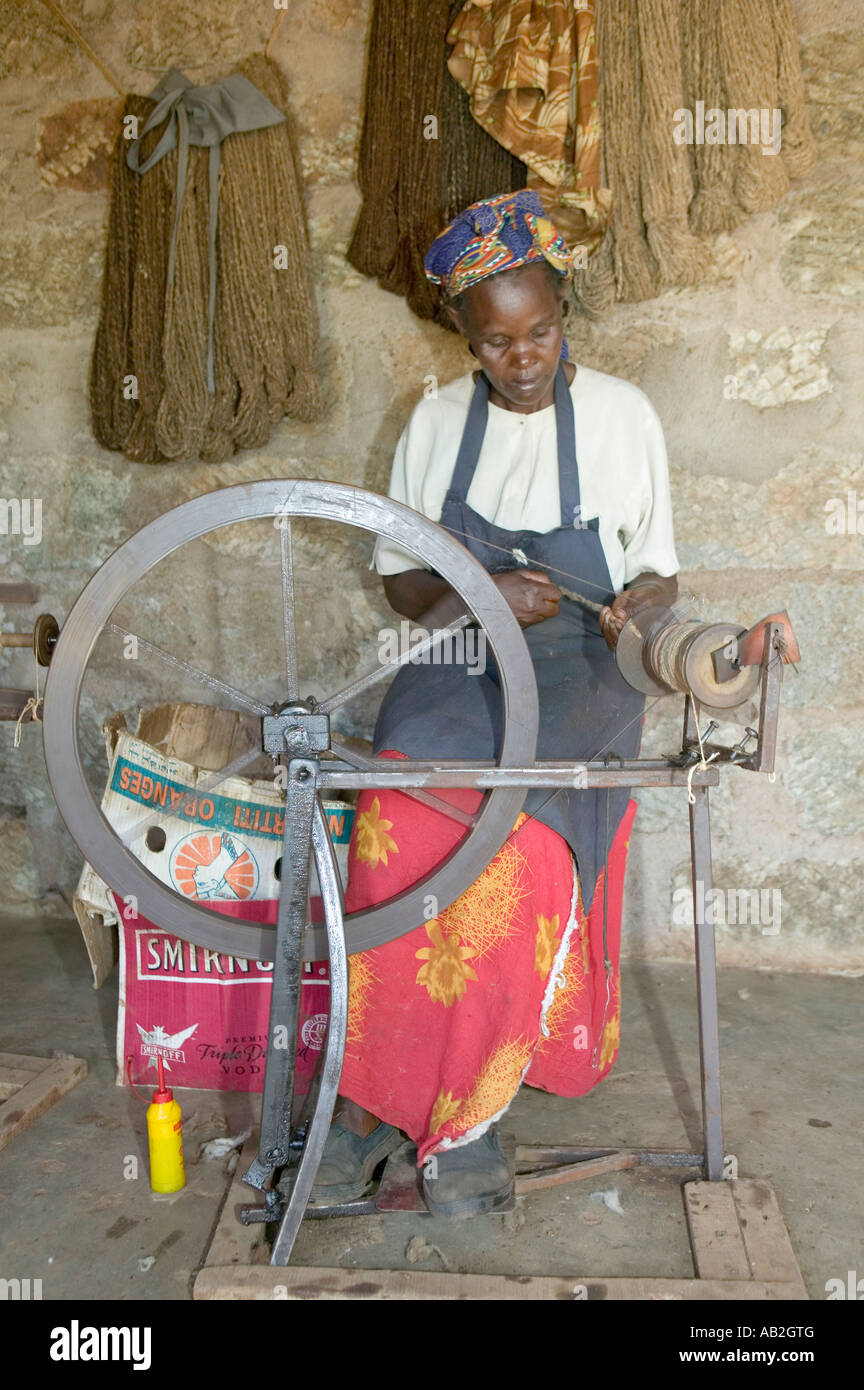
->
[[372, 363, 679, 593]]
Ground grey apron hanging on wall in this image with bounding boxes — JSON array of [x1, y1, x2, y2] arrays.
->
[[373, 363, 646, 908]]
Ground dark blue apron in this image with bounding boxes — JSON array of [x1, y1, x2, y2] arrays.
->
[[373, 363, 645, 908]]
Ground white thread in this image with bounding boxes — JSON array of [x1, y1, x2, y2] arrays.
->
[[655, 621, 699, 692], [441, 520, 614, 598], [13, 660, 42, 748], [590, 964, 614, 1070], [538, 854, 581, 1040]]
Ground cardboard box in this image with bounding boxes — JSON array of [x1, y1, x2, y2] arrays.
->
[[72, 704, 354, 1093], [74, 702, 273, 988]]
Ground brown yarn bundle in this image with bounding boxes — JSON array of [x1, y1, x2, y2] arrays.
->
[[638, 0, 713, 287], [593, 0, 815, 305], [90, 53, 321, 464], [684, 0, 741, 235], [347, 0, 525, 331], [592, 0, 661, 308]]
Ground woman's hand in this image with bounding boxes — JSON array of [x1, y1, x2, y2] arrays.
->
[[599, 573, 678, 651], [493, 569, 561, 627]]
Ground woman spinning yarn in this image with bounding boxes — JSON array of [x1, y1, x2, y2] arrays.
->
[[315, 190, 680, 1218]]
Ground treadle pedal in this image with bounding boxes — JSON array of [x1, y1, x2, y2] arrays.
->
[[242, 1154, 276, 1192], [240, 1187, 285, 1224], [240, 1203, 280, 1225], [374, 1141, 425, 1212]]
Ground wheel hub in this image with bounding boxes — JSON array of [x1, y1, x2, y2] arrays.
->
[[263, 701, 331, 757]]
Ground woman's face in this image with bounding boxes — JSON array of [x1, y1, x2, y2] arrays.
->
[[450, 262, 565, 412]]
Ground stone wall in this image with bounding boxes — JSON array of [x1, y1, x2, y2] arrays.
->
[[1, 1, 861, 973]]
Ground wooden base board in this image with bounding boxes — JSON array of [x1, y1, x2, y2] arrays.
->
[[195, 1267, 803, 1301], [684, 1179, 807, 1294], [0, 1052, 87, 1152], [193, 1136, 808, 1301]]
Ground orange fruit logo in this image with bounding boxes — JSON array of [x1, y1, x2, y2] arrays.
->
[[169, 831, 259, 902]]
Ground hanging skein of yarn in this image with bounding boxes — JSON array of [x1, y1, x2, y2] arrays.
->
[[346, 0, 526, 331], [586, 0, 815, 310], [90, 53, 322, 465]]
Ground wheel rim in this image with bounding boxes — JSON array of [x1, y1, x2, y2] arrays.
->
[[43, 480, 539, 959]]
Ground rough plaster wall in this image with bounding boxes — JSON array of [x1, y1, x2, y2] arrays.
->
[[0, 1, 861, 973]]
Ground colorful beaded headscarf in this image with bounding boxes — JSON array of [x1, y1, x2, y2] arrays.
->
[[424, 190, 573, 301]]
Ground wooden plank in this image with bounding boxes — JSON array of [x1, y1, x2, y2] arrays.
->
[[0, 1056, 53, 1102], [731, 1179, 807, 1294], [0, 1053, 52, 1074], [0, 582, 39, 605], [684, 1182, 751, 1280], [0, 1067, 44, 1092], [194, 1266, 805, 1302], [205, 1135, 270, 1269], [0, 1056, 87, 1153]]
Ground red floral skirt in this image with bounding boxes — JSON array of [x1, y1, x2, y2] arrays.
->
[[340, 752, 637, 1165]]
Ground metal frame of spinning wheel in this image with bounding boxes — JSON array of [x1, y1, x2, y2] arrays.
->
[[41, 479, 785, 1270]]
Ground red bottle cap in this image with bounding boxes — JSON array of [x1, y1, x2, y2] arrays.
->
[[152, 1055, 173, 1105]]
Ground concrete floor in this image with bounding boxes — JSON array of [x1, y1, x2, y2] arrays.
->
[[0, 912, 860, 1300]]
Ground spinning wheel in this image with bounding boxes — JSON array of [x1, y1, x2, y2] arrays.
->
[[43, 480, 539, 961], [42, 479, 540, 1263], [40, 477, 796, 1269]]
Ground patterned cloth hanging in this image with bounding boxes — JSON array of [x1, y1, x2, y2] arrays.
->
[[446, 0, 610, 255]]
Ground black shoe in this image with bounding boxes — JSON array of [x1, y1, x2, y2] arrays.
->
[[308, 1121, 402, 1204], [422, 1126, 513, 1219]]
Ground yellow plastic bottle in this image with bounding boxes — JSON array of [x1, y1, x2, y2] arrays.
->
[[146, 1056, 185, 1193]]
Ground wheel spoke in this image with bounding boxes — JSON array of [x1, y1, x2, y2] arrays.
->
[[278, 517, 299, 701], [118, 745, 263, 849], [107, 624, 270, 715], [316, 614, 473, 716], [329, 739, 475, 828]]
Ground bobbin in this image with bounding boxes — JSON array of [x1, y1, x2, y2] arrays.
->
[[616, 605, 759, 708]]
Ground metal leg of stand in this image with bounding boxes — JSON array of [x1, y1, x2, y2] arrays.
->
[[270, 798, 349, 1265], [689, 784, 724, 1181], [243, 757, 316, 1198]]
